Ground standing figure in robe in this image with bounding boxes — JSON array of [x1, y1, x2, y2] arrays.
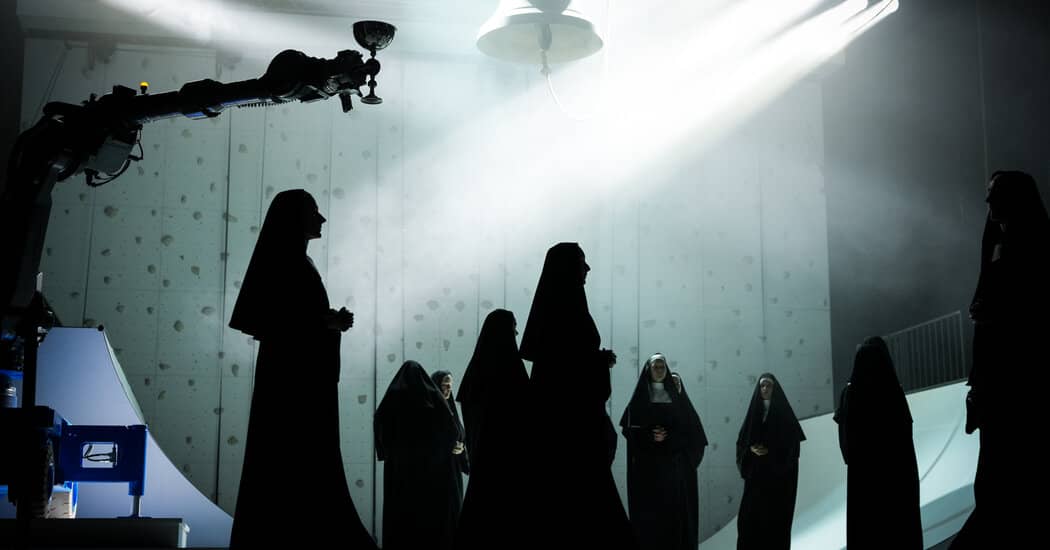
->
[[736, 373, 805, 550], [952, 171, 1050, 548], [454, 309, 530, 550], [376, 360, 463, 550], [519, 242, 637, 550], [834, 336, 922, 549], [620, 352, 708, 550], [431, 369, 470, 505], [228, 189, 376, 549]]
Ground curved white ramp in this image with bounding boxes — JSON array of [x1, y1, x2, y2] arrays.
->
[[3, 328, 978, 549], [0, 327, 232, 547], [701, 382, 978, 549]]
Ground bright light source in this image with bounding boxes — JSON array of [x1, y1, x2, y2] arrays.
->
[[100, 0, 901, 322]]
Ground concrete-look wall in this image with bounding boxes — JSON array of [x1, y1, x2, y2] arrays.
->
[[26, 37, 832, 540]]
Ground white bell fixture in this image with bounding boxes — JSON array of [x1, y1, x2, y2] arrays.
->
[[476, 0, 604, 69]]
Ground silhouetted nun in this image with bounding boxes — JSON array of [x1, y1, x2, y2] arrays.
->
[[453, 309, 530, 549], [375, 361, 463, 550], [519, 242, 637, 549], [228, 189, 374, 549], [736, 373, 805, 550], [431, 369, 470, 497], [952, 171, 1050, 549], [833, 337, 921, 549], [620, 353, 708, 550]]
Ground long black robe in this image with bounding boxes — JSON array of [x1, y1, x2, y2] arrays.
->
[[376, 361, 462, 550], [736, 373, 805, 550], [952, 171, 1050, 549], [619, 356, 708, 550], [228, 189, 376, 549], [833, 337, 922, 549], [519, 242, 637, 550], [431, 369, 470, 501], [454, 309, 530, 550]]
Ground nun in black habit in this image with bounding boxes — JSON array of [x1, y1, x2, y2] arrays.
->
[[736, 373, 805, 550], [227, 189, 375, 549], [620, 353, 708, 550], [519, 242, 637, 550], [453, 309, 530, 550], [833, 337, 921, 549], [951, 171, 1050, 548], [430, 369, 470, 497], [375, 361, 463, 550]]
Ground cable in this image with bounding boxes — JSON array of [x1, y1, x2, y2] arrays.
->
[[918, 407, 966, 483], [543, 0, 613, 122], [35, 42, 71, 117]]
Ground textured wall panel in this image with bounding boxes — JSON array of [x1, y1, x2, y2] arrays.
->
[[86, 202, 163, 291], [25, 38, 832, 542], [40, 203, 93, 293], [216, 376, 251, 512]]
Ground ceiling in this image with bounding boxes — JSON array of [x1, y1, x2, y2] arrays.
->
[[16, 0, 497, 57]]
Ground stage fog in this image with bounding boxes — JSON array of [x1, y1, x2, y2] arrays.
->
[[15, 0, 1034, 544]]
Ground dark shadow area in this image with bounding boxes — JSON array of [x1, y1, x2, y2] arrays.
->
[[0, 3, 25, 182], [824, 0, 1050, 395]]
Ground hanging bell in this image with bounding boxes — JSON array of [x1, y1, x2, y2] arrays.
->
[[476, 0, 604, 65]]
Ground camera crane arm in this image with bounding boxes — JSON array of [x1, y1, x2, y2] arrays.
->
[[1, 21, 394, 408], [2, 46, 381, 316]]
